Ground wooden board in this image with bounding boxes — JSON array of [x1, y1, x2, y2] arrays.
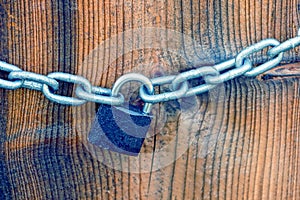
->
[[0, 0, 299, 199]]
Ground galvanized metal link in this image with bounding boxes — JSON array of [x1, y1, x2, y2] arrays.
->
[[75, 85, 124, 106], [151, 75, 177, 86], [267, 37, 300, 58], [171, 66, 219, 97], [8, 71, 59, 91], [42, 72, 92, 106], [0, 27, 299, 106], [204, 58, 252, 85], [139, 75, 189, 103], [235, 39, 284, 77], [0, 61, 23, 89]]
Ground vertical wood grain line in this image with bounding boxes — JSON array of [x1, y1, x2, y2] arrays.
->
[[0, 2, 12, 199]]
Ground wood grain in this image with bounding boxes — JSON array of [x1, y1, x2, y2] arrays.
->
[[0, 0, 300, 199]]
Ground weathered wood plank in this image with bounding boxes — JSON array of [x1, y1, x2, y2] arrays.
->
[[0, 0, 300, 199]]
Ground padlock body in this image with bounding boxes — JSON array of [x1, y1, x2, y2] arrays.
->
[[88, 104, 152, 156]]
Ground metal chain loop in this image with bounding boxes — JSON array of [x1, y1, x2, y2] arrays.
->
[[0, 61, 23, 89], [150, 75, 177, 86], [139, 75, 189, 103], [235, 39, 284, 77], [267, 37, 300, 58], [42, 72, 92, 106], [75, 86, 124, 106], [171, 66, 219, 97], [8, 71, 59, 91], [213, 58, 236, 72], [205, 58, 252, 84], [0, 28, 299, 106]]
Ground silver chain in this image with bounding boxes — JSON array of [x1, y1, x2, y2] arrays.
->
[[0, 29, 300, 107]]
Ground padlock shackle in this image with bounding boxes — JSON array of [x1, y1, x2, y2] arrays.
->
[[111, 73, 154, 114]]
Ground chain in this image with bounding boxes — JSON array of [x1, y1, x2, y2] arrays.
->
[[0, 29, 300, 107]]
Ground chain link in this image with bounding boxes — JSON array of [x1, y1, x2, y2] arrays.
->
[[8, 71, 59, 91], [42, 72, 92, 106], [75, 86, 124, 106], [0, 61, 23, 89], [0, 28, 299, 106], [139, 75, 189, 103], [235, 39, 284, 77], [267, 37, 300, 58], [171, 66, 219, 97], [205, 58, 252, 84]]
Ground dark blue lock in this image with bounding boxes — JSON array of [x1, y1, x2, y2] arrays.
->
[[88, 74, 154, 156]]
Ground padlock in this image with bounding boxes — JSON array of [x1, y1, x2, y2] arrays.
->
[[88, 73, 154, 156]]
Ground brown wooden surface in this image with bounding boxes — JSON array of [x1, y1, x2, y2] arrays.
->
[[0, 0, 300, 199]]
